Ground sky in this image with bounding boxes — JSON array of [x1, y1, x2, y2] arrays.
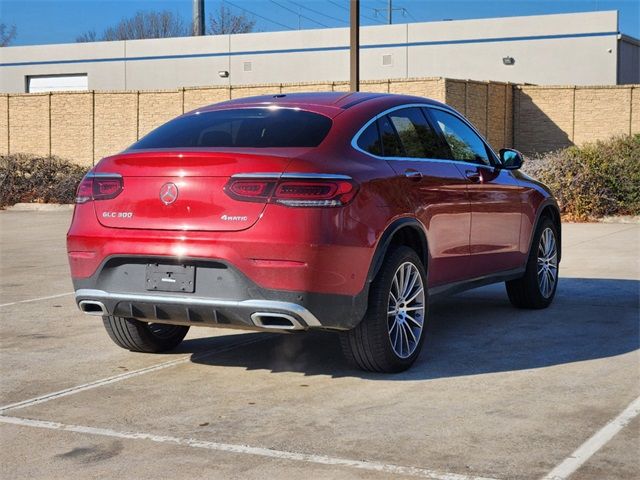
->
[[1, 0, 639, 46]]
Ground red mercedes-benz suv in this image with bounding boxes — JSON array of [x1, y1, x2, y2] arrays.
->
[[68, 92, 560, 372]]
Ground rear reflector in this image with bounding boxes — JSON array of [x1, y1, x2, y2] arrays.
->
[[75, 173, 123, 203], [224, 175, 357, 207]]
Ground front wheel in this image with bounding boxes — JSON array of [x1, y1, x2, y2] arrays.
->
[[506, 216, 559, 309], [340, 246, 427, 373], [102, 316, 189, 353]]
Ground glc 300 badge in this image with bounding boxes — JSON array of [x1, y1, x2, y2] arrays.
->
[[160, 183, 179, 205]]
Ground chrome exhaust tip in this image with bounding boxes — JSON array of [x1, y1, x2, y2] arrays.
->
[[250, 312, 304, 330], [78, 300, 108, 316]]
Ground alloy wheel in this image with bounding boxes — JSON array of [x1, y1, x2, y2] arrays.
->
[[387, 262, 425, 359], [537, 227, 558, 298]]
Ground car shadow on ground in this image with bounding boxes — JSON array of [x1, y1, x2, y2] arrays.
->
[[186, 277, 639, 380]]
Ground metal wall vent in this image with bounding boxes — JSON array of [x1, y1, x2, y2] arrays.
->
[[382, 54, 393, 66], [243, 61, 253, 72]]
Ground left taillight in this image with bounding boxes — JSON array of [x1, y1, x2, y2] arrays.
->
[[75, 173, 123, 204], [224, 175, 358, 207]]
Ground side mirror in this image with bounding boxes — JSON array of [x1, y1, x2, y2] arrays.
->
[[499, 148, 524, 170]]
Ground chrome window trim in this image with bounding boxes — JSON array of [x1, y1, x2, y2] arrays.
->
[[230, 172, 352, 180], [350, 103, 501, 169]]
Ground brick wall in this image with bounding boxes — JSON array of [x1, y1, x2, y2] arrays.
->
[[1, 79, 637, 164], [94, 92, 138, 163], [8, 93, 50, 157], [514, 85, 639, 154], [442, 79, 514, 149], [0, 95, 8, 155], [50, 92, 93, 166]]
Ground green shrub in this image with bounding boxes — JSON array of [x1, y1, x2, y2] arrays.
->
[[0, 154, 90, 208], [523, 134, 640, 220]]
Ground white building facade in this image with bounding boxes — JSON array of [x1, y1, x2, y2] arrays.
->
[[1, 11, 638, 93]]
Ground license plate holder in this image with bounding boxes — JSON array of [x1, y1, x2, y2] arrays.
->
[[145, 264, 195, 293]]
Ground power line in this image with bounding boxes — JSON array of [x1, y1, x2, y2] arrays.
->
[[373, 2, 409, 24], [224, 0, 296, 31], [327, 0, 349, 11], [327, 0, 384, 24], [286, 0, 349, 25], [269, 0, 330, 28], [404, 9, 418, 21], [393, 1, 419, 21]]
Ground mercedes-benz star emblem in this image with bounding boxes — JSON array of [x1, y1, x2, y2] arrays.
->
[[160, 183, 179, 205]]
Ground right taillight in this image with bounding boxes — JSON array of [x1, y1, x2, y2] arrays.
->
[[224, 175, 358, 207], [75, 173, 123, 204]]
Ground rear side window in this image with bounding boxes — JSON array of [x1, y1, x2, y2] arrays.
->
[[387, 108, 449, 159], [357, 122, 383, 156], [378, 116, 403, 157], [129, 108, 332, 150]]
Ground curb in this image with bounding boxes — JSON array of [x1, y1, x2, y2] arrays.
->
[[5, 203, 75, 212], [599, 216, 640, 224]]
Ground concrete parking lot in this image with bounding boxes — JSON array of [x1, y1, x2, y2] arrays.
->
[[0, 210, 638, 480]]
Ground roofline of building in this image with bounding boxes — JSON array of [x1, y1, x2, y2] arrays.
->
[[0, 9, 622, 51]]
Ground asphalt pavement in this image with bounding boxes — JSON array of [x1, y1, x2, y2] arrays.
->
[[0, 210, 638, 480]]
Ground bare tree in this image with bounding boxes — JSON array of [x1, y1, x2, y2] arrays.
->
[[208, 4, 255, 35], [76, 10, 189, 42], [75, 30, 98, 43], [0, 23, 17, 47]]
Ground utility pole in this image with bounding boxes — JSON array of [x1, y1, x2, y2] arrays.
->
[[350, 0, 359, 92], [374, 0, 407, 25], [193, 0, 205, 36]]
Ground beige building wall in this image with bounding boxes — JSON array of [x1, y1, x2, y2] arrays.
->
[[50, 92, 93, 166], [183, 87, 230, 112], [8, 94, 50, 156], [514, 85, 639, 153], [0, 95, 8, 155], [94, 92, 138, 162], [137, 91, 183, 138], [1, 78, 637, 164]]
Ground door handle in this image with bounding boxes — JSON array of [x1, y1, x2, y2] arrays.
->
[[465, 170, 481, 183], [404, 170, 423, 181]]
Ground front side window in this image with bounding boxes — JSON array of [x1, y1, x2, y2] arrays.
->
[[129, 108, 332, 150], [387, 108, 450, 159], [429, 109, 491, 165]]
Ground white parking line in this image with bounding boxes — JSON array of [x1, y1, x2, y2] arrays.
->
[[541, 395, 640, 480], [0, 415, 499, 480], [0, 335, 268, 414], [0, 292, 74, 308]]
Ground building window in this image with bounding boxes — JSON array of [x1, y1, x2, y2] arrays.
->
[[26, 74, 88, 93]]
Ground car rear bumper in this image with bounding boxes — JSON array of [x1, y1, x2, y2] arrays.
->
[[72, 256, 368, 331], [76, 289, 322, 331]]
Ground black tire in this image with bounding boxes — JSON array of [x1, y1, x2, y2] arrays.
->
[[506, 216, 559, 309], [102, 316, 189, 353], [340, 246, 428, 373]]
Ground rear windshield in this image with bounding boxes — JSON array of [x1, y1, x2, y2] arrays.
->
[[128, 108, 332, 150]]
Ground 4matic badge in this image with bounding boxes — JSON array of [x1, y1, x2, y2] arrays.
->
[[220, 214, 248, 222]]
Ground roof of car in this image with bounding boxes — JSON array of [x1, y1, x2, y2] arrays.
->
[[196, 92, 445, 117]]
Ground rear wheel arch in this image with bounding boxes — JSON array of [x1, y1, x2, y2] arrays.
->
[[368, 218, 428, 284]]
